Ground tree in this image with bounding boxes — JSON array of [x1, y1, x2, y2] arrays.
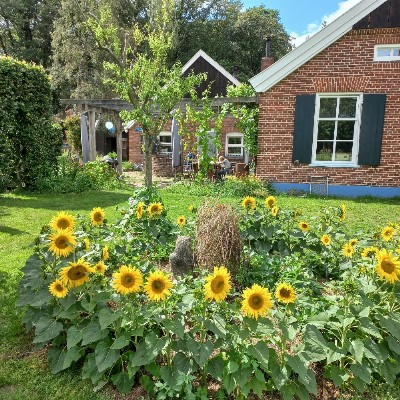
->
[[88, 0, 204, 188]]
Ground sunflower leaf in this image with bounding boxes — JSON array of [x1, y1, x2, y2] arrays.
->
[[82, 321, 108, 346], [95, 340, 120, 372], [206, 355, 224, 380], [63, 346, 84, 369], [98, 307, 121, 330], [47, 347, 66, 374], [248, 341, 269, 371], [66, 325, 83, 349], [204, 315, 226, 339], [111, 371, 135, 395], [32, 316, 63, 344]]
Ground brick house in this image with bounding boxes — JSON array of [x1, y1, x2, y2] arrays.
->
[[127, 50, 249, 177], [249, 0, 400, 197]]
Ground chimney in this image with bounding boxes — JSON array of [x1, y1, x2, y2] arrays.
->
[[261, 37, 274, 71]]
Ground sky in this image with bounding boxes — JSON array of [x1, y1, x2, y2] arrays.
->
[[242, 0, 363, 47]]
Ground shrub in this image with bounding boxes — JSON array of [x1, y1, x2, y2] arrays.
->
[[63, 115, 82, 155]]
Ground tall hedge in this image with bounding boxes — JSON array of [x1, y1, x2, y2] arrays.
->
[[0, 57, 62, 190]]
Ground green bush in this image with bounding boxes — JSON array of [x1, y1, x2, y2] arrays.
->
[[0, 57, 62, 190], [63, 115, 82, 155]]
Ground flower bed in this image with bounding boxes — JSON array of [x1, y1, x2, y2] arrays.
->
[[18, 190, 400, 399]]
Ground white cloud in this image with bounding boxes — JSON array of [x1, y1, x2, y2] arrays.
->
[[290, 0, 363, 48]]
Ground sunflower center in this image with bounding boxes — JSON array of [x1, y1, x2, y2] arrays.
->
[[121, 273, 135, 288], [58, 219, 69, 229], [152, 279, 165, 293], [68, 265, 86, 280], [248, 294, 264, 310], [55, 236, 68, 249], [55, 283, 64, 292], [279, 288, 291, 299], [211, 276, 225, 294], [94, 212, 103, 222], [381, 258, 395, 274]]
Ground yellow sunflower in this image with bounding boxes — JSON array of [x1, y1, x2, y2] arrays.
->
[[381, 226, 395, 242], [90, 207, 105, 226], [339, 204, 347, 222], [147, 202, 163, 217], [342, 243, 354, 258], [177, 216, 187, 226], [59, 258, 93, 288], [361, 246, 379, 258], [102, 245, 109, 261], [242, 196, 256, 210], [83, 238, 90, 251], [376, 249, 400, 284], [136, 202, 145, 219], [144, 270, 173, 301], [321, 234, 331, 246], [204, 266, 232, 302], [241, 284, 273, 320], [265, 196, 277, 209], [112, 265, 143, 295], [349, 238, 358, 246], [298, 222, 310, 232], [48, 279, 69, 298], [271, 206, 279, 217], [275, 283, 296, 304], [188, 205, 195, 213], [50, 211, 75, 231], [94, 261, 107, 274], [49, 229, 77, 258]]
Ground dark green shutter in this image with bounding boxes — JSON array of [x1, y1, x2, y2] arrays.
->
[[358, 94, 386, 166], [292, 94, 316, 163]]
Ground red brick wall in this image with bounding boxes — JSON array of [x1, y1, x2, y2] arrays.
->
[[257, 28, 400, 187]]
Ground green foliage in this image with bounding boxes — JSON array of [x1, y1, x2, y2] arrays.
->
[[63, 115, 82, 155], [0, 57, 62, 191]]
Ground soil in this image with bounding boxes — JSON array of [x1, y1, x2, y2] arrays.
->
[[122, 170, 175, 188]]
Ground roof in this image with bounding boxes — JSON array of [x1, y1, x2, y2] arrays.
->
[[249, 0, 388, 93], [182, 49, 241, 87]]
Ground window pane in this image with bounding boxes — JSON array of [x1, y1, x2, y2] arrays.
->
[[337, 121, 355, 140], [317, 121, 335, 140], [227, 147, 242, 155], [377, 48, 391, 57], [159, 135, 171, 143], [339, 97, 357, 118], [319, 98, 337, 118], [393, 48, 400, 56], [228, 137, 242, 145], [335, 142, 353, 161], [316, 142, 333, 161], [159, 145, 172, 153]]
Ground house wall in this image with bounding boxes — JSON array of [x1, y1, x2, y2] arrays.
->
[[128, 116, 244, 177], [257, 27, 400, 196]]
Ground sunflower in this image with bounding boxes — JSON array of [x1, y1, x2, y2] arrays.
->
[[83, 238, 90, 251], [298, 222, 310, 232], [241, 284, 273, 320], [342, 243, 354, 258], [275, 283, 296, 304], [376, 249, 400, 283], [271, 206, 279, 217], [49, 229, 77, 258], [50, 211, 75, 231], [188, 205, 195, 213], [349, 238, 358, 246], [90, 207, 105, 226], [94, 261, 107, 274], [136, 202, 145, 219], [265, 196, 277, 209], [339, 204, 347, 222], [381, 226, 395, 242], [362, 246, 379, 258], [102, 245, 109, 261], [321, 234, 332, 246], [112, 265, 143, 295], [59, 258, 93, 288], [242, 196, 256, 210], [177, 216, 187, 226], [204, 266, 232, 302], [144, 270, 173, 301], [48, 279, 69, 298], [147, 202, 163, 217]]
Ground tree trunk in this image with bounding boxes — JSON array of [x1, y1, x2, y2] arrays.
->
[[143, 133, 153, 188]]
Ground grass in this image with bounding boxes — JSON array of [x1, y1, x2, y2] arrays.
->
[[1, 186, 400, 399]]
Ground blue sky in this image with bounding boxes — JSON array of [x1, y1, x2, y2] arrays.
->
[[242, 0, 363, 46]]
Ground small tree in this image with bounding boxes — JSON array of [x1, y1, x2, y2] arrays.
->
[[87, 1, 204, 188]]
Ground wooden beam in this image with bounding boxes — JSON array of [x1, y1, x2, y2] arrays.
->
[[115, 116, 123, 175], [88, 110, 97, 161]]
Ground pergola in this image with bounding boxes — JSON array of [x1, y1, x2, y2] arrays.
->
[[60, 97, 257, 174]]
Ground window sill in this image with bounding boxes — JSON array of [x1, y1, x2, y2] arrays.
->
[[309, 163, 360, 168]]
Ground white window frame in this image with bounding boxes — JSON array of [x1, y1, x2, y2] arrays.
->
[[158, 131, 172, 155], [225, 132, 244, 157], [374, 44, 400, 61], [311, 93, 363, 167]]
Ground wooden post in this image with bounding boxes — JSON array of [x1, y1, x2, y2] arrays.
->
[[115, 115, 123, 175], [88, 110, 97, 161]]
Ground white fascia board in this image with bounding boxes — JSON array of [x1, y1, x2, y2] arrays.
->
[[249, 0, 387, 93], [181, 49, 241, 86], [124, 120, 135, 130]]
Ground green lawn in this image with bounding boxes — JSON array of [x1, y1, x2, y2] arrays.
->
[[1, 188, 400, 399]]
